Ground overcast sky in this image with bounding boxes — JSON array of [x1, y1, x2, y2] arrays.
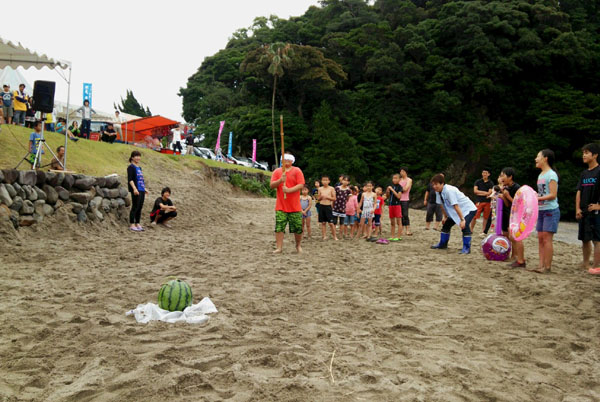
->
[[2, 0, 320, 122]]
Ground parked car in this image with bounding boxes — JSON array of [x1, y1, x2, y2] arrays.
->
[[193, 147, 217, 160], [252, 161, 269, 171], [231, 156, 254, 168]]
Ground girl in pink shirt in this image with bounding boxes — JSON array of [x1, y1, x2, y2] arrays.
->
[[399, 168, 413, 236], [345, 187, 359, 239]]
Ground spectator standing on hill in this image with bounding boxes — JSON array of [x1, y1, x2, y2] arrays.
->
[[185, 133, 195, 155], [45, 107, 56, 132], [28, 121, 44, 168], [113, 110, 123, 141], [150, 187, 178, 227], [2, 84, 14, 124], [24, 97, 36, 128], [13, 84, 28, 126], [101, 122, 118, 143], [50, 145, 65, 171], [76, 100, 96, 139], [171, 124, 183, 154], [127, 150, 146, 232]]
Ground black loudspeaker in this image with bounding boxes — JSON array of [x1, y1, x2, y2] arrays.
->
[[32, 80, 56, 113]]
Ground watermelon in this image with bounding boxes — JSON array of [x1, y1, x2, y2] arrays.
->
[[158, 279, 193, 312]]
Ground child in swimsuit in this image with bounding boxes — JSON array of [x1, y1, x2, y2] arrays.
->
[[300, 186, 313, 238], [358, 181, 376, 240]]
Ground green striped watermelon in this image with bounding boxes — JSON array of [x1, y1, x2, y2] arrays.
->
[[158, 279, 193, 312]]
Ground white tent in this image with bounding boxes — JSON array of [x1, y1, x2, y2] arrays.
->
[[0, 37, 72, 169], [0, 66, 32, 93]]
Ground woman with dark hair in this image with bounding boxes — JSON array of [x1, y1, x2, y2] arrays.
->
[[127, 150, 146, 231], [399, 167, 413, 236], [533, 149, 560, 273], [69, 121, 81, 137]]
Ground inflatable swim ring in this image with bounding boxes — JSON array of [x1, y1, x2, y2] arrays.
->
[[482, 198, 511, 261], [509, 185, 538, 242]]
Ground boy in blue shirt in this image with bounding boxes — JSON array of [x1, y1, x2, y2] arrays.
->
[[430, 173, 477, 254], [28, 121, 44, 168]]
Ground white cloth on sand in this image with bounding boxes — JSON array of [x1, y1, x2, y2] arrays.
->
[[126, 297, 217, 324]]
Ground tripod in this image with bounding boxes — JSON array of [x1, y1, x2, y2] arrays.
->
[[15, 115, 63, 170]]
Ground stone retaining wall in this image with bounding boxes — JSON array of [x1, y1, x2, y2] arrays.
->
[[206, 166, 268, 183], [0, 169, 130, 229]]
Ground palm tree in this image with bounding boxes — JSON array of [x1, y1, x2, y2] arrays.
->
[[262, 43, 293, 165]]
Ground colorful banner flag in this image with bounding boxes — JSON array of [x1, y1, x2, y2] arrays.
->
[[252, 139, 257, 162], [215, 120, 225, 152], [83, 83, 92, 106], [227, 132, 233, 157]]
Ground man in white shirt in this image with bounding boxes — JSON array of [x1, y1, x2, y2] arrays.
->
[[171, 124, 183, 154], [113, 110, 123, 141], [430, 173, 477, 254]]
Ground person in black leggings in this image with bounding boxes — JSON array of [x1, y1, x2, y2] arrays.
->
[[127, 150, 146, 231]]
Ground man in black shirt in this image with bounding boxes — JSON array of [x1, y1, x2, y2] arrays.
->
[[185, 134, 195, 155], [576, 143, 600, 273], [150, 187, 178, 228], [101, 123, 118, 143], [424, 182, 442, 230], [471, 169, 494, 235]]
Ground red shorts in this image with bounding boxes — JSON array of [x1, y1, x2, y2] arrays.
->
[[474, 202, 491, 220], [389, 205, 403, 219]]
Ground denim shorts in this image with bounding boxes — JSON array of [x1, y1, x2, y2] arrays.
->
[[536, 207, 560, 233], [344, 215, 356, 226]]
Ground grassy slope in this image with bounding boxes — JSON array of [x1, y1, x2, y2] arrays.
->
[[0, 124, 270, 181]]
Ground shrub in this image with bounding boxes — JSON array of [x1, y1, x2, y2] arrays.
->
[[230, 173, 275, 197]]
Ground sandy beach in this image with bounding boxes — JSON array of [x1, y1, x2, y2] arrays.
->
[[1, 167, 599, 402]]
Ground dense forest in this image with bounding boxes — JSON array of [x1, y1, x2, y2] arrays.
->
[[179, 0, 600, 217]]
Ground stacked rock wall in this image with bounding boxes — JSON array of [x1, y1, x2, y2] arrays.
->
[[207, 167, 268, 183], [0, 169, 131, 229]]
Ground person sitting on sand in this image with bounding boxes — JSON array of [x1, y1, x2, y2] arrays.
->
[[150, 187, 178, 227], [430, 173, 477, 254], [270, 153, 305, 253]]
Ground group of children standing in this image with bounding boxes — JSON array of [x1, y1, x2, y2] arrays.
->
[[299, 170, 414, 242], [293, 143, 600, 275]]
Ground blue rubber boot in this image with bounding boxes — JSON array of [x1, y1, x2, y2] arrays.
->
[[431, 232, 450, 249], [459, 236, 472, 254]]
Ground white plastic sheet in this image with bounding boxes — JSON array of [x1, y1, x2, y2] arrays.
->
[[125, 297, 217, 324]]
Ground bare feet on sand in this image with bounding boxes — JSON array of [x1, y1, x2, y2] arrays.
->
[[296, 246, 302, 254], [272, 249, 282, 254]]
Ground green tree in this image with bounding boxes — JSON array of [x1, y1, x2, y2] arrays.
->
[[114, 90, 151, 117], [242, 42, 294, 165], [304, 101, 366, 180]]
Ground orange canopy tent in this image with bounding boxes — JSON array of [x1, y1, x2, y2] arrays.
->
[[122, 115, 179, 143]]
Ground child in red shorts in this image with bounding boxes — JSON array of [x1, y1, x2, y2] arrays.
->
[[386, 174, 403, 241]]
